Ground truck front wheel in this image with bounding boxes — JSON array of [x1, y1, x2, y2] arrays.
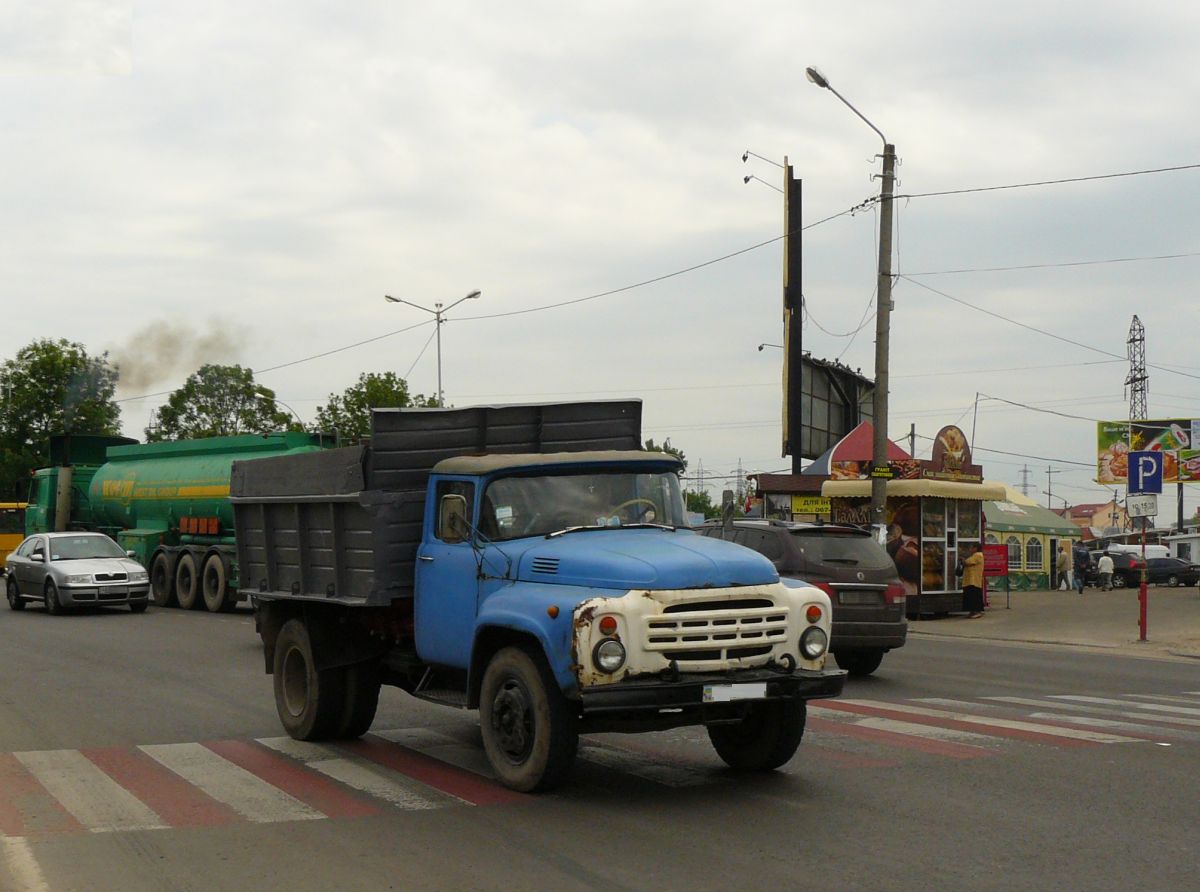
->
[[479, 647, 577, 793], [708, 699, 806, 772], [273, 619, 346, 741]]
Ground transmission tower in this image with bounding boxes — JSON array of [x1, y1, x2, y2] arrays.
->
[[1017, 465, 1034, 498], [1126, 315, 1148, 421]]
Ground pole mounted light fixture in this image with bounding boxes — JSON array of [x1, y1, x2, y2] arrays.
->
[[384, 289, 482, 407], [807, 65, 896, 544]]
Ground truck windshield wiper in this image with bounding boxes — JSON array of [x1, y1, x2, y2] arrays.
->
[[546, 522, 676, 538]]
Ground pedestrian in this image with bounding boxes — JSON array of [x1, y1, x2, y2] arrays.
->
[[1056, 544, 1073, 591], [1072, 543, 1090, 593], [1098, 552, 1114, 591], [961, 542, 986, 618]]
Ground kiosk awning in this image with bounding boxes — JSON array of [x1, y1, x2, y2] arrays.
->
[[820, 479, 1008, 500]]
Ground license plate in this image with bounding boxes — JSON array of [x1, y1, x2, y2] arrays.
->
[[703, 682, 767, 703], [839, 590, 883, 605]]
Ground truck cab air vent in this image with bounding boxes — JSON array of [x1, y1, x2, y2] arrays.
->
[[531, 557, 560, 575]]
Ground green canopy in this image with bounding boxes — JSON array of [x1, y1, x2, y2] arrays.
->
[[984, 500, 1081, 536]]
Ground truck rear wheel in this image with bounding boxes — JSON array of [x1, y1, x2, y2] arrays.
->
[[175, 553, 201, 610], [150, 553, 176, 607], [834, 649, 885, 677], [273, 619, 346, 741], [479, 646, 577, 792], [202, 553, 232, 612], [337, 661, 382, 739], [707, 699, 806, 771]]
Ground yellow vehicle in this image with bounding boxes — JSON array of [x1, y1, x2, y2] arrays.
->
[[0, 502, 28, 571]]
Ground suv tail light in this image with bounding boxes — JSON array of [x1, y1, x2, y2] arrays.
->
[[884, 583, 906, 605], [811, 582, 836, 602]]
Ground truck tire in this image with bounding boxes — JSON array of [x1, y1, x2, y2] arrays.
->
[[707, 699, 806, 772], [202, 553, 232, 612], [337, 660, 382, 739], [7, 576, 25, 610], [150, 553, 176, 607], [479, 646, 578, 793], [834, 649, 885, 677], [175, 553, 201, 610], [44, 579, 64, 616], [273, 619, 347, 741]]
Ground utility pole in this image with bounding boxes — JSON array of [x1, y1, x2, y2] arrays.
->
[[781, 158, 803, 473], [1045, 467, 1062, 509], [806, 66, 894, 543]]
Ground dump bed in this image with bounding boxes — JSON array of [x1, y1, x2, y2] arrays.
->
[[231, 401, 642, 606]]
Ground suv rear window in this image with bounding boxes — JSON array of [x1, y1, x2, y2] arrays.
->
[[790, 530, 894, 569]]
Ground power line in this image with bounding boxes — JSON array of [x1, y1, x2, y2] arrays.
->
[[903, 250, 1200, 277], [895, 162, 1200, 201]]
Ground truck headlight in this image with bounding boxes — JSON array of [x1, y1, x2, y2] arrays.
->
[[593, 639, 626, 674], [800, 626, 828, 660], [65, 574, 92, 584]]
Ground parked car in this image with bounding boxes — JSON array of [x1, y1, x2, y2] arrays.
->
[[694, 519, 906, 676], [6, 532, 150, 614], [1084, 550, 1145, 589], [1144, 556, 1200, 587]]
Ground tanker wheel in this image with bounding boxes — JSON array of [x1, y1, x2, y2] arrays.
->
[[150, 553, 176, 607], [202, 554, 232, 612], [273, 619, 347, 741], [175, 553, 202, 610]]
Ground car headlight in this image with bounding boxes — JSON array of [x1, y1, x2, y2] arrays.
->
[[65, 574, 92, 584], [129, 571, 149, 582], [800, 626, 828, 660], [593, 638, 627, 674]]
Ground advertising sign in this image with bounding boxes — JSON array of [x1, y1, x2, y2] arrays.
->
[[1097, 419, 1200, 484], [983, 543, 1009, 577], [790, 495, 831, 515]]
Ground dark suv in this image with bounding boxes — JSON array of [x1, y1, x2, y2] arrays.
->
[[1084, 550, 1145, 589], [694, 519, 906, 676]]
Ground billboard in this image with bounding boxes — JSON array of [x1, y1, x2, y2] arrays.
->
[[1097, 419, 1200, 484]]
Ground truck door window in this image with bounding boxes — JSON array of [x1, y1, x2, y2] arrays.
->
[[435, 481, 474, 542]]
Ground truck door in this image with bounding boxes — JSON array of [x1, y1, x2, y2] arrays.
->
[[413, 480, 481, 669]]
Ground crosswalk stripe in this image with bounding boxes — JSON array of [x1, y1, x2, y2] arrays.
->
[[806, 716, 991, 759], [340, 736, 525, 806], [1120, 693, 1200, 706], [811, 705, 997, 744], [986, 696, 1200, 728], [829, 700, 1142, 744], [139, 743, 324, 824], [372, 728, 494, 776], [1026, 713, 1200, 742], [1048, 695, 1200, 717], [81, 747, 240, 829], [13, 750, 166, 833], [0, 754, 81, 838], [258, 737, 447, 810]]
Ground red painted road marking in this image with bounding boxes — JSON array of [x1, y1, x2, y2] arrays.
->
[[803, 742, 899, 769], [807, 717, 993, 760], [341, 737, 526, 806], [0, 753, 84, 838], [818, 701, 1097, 748], [203, 740, 382, 820], [82, 746, 240, 829]]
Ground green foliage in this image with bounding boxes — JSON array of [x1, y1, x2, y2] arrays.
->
[[313, 372, 436, 443], [0, 339, 121, 499], [145, 364, 292, 441], [644, 437, 687, 473], [686, 489, 721, 520]]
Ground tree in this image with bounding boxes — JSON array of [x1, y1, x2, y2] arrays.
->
[[146, 364, 292, 441], [0, 339, 121, 499], [686, 490, 721, 520], [644, 437, 687, 473], [313, 372, 436, 443]]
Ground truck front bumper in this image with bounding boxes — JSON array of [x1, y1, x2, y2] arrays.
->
[[577, 666, 846, 732]]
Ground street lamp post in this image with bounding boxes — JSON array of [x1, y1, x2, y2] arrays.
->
[[385, 290, 482, 407], [806, 66, 896, 543], [255, 386, 305, 431]]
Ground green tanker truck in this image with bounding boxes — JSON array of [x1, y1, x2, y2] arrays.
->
[[25, 432, 328, 612]]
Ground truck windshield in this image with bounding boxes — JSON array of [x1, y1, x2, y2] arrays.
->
[[480, 470, 686, 540]]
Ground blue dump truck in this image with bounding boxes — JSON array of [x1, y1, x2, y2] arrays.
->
[[232, 401, 845, 792]]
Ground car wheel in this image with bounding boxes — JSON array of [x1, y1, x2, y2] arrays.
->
[[707, 699, 806, 771], [1111, 573, 1127, 589], [1167, 574, 1179, 587], [834, 649, 885, 677], [7, 576, 25, 611], [44, 579, 63, 615], [129, 600, 149, 614]]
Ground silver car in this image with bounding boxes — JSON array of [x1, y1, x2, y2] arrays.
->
[[6, 532, 150, 614]]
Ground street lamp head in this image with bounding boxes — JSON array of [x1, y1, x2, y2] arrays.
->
[[384, 295, 400, 303], [465, 290, 481, 300], [743, 175, 752, 184], [805, 66, 829, 89], [741, 151, 749, 162]]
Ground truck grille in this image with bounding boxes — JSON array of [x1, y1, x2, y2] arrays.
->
[[644, 602, 789, 664]]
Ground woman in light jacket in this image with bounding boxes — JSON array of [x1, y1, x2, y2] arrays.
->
[[962, 543, 986, 618]]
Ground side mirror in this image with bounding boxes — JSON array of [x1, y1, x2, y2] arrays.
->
[[438, 494, 470, 544], [126, 550, 137, 559], [31, 553, 44, 563]]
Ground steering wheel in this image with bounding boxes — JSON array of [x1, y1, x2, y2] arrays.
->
[[522, 509, 579, 535], [609, 498, 657, 523]]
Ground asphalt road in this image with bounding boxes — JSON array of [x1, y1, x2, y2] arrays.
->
[[1, 602, 1196, 892]]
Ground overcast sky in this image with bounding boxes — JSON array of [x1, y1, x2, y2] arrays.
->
[[3, 1, 1199, 515]]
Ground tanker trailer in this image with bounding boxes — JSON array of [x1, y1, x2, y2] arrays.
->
[[28, 432, 328, 611]]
